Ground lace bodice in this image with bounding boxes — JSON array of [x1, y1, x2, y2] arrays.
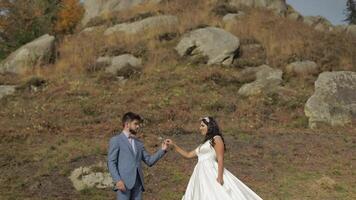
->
[[196, 139, 218, 162]]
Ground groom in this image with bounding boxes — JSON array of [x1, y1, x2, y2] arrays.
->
[[108, 112, 169, 200]]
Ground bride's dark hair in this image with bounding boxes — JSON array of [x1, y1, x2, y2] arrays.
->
[[201, 117, 226, 150]]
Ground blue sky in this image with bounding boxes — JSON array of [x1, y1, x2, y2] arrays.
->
[[287, 0, 348, 25]]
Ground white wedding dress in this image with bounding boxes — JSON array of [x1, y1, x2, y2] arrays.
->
[[182, 137, 263, 200]]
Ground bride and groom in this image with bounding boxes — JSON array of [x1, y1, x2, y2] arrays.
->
[[107, 112, 263, 200]]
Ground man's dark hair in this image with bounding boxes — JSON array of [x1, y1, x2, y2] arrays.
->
[[122, 112, 142, 126]]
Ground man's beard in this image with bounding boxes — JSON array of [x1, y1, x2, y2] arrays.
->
[[129, 128, 137, 135]]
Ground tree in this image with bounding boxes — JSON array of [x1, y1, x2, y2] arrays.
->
[[345, 0, 356, 25], [0, 0, 59, 59], [55, 0, 84, 34]]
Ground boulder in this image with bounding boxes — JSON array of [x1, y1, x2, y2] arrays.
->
[[0, 85, 16, 100], [69, 162, 113, 191], [285, 61, 319, 77], [305, 71, 356, 128], [222, 12, 246, 23], [81, 0, 162, 26], [104, 15, 179, 35], [238, 65, 283, 96], [175, 27, 240, 66], [0, 34, 55, 74], [229, 0, 287, 15], [287, 10, 303, 21], [303, 16, 333, 32], [96, 54, 143, 77]]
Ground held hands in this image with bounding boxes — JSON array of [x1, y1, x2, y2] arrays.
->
[[116, 180, 126, 192], [165, 139, 174, 146], [161, 139, 172, 151]]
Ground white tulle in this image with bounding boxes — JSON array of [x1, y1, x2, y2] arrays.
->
[[182, 138, 263, 200]]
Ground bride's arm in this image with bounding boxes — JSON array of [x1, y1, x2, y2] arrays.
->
[[173, 144, 197, 159], [214, 136, 225, 185], [167, 139, 197, 159]]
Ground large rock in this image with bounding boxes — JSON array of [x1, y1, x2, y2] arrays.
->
[[69, 162, 113, 191], [97, 54, 143, 76], [303, 16, 333, 32], [287, 11, 303, 21], [305, 71, 356, 128], [222, 12, 246, 23], [238, 65, 283, 96], [0, 85, 16, 100], [104, 15, 179, 35], [80, 25, 106, 34], [303, 16, 321, 26], [286, 6, 303, 22], [0, 34, 55, 74], [285, 61, 319, 77], [229, 0, 287, 14], [175, 27, 240, 66], [82, 0, 162, 26]]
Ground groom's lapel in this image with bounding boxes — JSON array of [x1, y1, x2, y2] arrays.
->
[[134, 139, 140, 161], [120, 132, 135, 156]]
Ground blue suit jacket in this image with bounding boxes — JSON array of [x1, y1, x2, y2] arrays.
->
[[107, 132, 166, 191]]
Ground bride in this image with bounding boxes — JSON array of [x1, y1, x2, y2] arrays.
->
[[166, 117, 263, 200]]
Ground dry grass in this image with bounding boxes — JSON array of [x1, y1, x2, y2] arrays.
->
[[226, 8, 356, 70]]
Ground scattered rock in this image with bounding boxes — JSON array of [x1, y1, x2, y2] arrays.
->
[[238, 65, 283, 96], [314, 21, 333, 32], [229, 0, 287, 15], [0, 85, 16, 100], [97, 54, 143, 77], [104, 15, 179, 35], [69, 162, 113, 191], [81, 0, 163, 26], [303, 16, 333, 32], [285, 61, 319, 77], [80, 25, 106, 34], [303, 16, 320, 26], [222, 12, 246, 23], [305, 71, 356, 128], [287, 9, 303, 21], [0, 34, 55, 74], [175, 27, 240, 66]]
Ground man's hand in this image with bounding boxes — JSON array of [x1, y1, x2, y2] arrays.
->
[[161, 139, 170, 151], [116, 180, 126, 192], [165, 139, 173, 145]]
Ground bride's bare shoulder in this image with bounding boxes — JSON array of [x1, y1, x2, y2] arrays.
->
[[213, 135, 222, 140]]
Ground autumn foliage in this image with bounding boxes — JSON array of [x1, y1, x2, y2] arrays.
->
[[55, 0, 84, 34], [0, 0, 83, 59]]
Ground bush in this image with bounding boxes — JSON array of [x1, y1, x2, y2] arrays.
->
[[0, 0, 59, 55], [55, 0, 84, 34]]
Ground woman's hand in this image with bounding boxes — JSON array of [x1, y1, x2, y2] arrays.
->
[[216, 176, 224, 185], [165, 139, 174, 146]]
